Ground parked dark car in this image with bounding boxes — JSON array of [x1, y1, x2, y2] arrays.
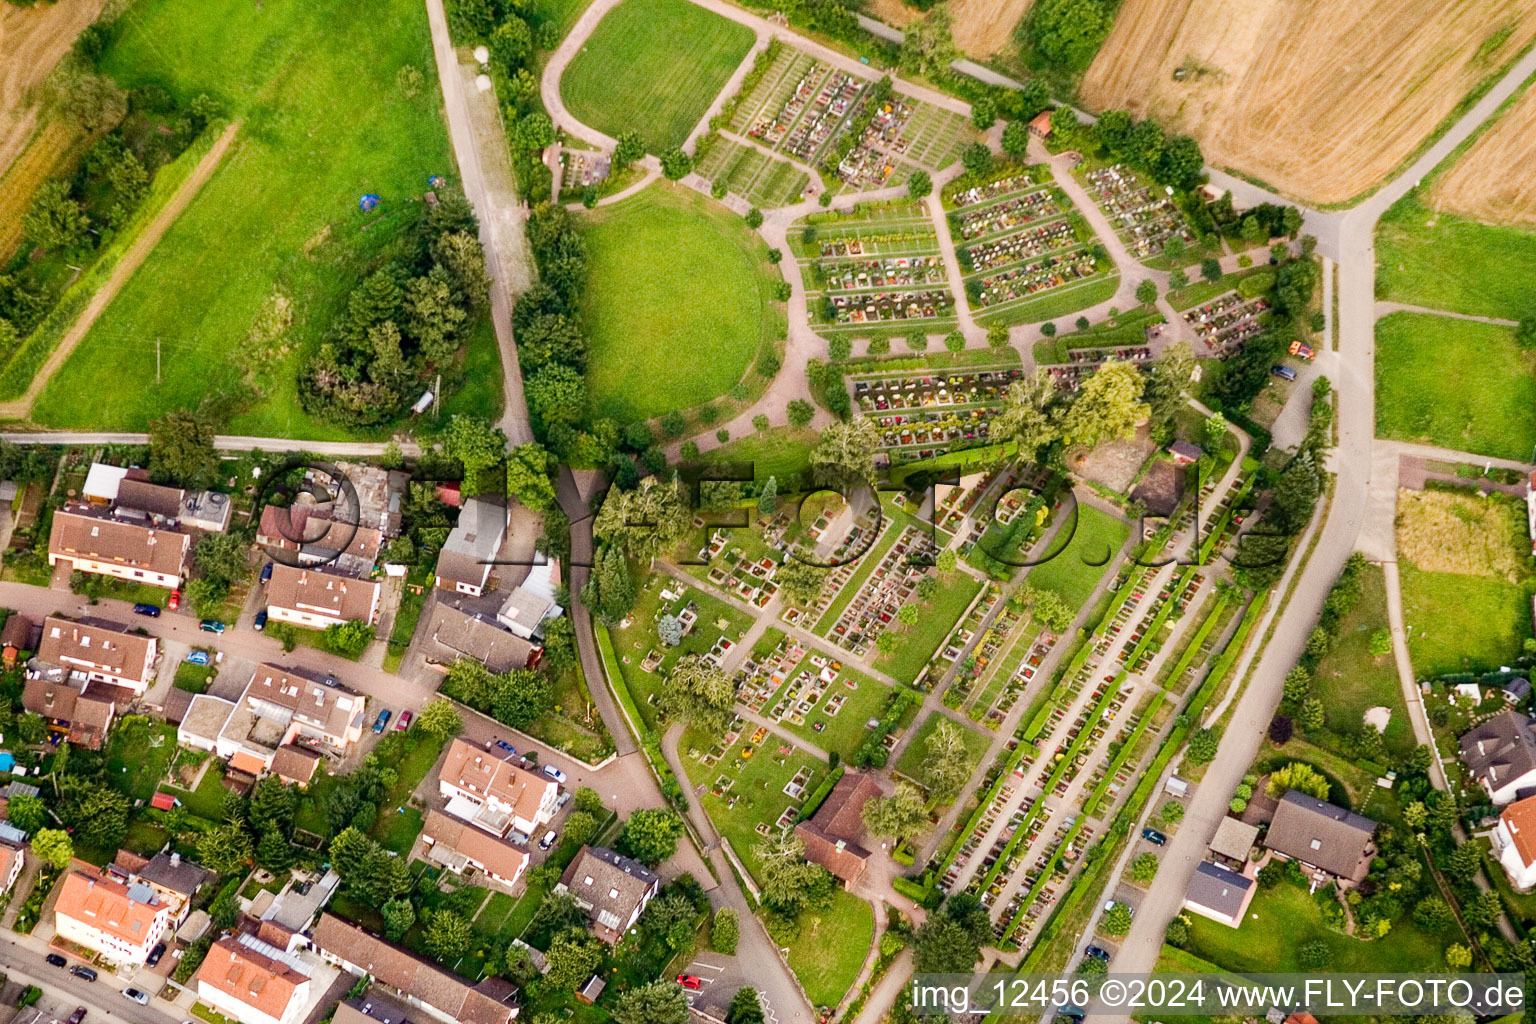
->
[[1084, 945, 1110, 962], [1142, 828, 1166, 845], [132, 603, 161, 618], [70, 966, 98, 982], [372, 709, 392, 733], [147, 942, 167, 967], [260, 562, 273, 584], [1271, 364, 1297, 381], [45, 953, 67, 967], [253, 609, 268, 632], [66, 1009, 86, 1024], [199, 619, 226, 633]]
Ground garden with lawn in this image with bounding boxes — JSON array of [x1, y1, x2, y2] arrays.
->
[[579, 185, 781, 422], [781, 888, 874, 1009], [560, 0, 755, 154], [1399, 560, 1535, 676], [32, 0, 500, 437], [1375, 312, 1536, 461], [1305, 563, 1415, 756], [1023, 503, 1130, 611], [893, 710, 989, 791], [1183, 874, 1450, 976], [1376, 191, 1536, 322]]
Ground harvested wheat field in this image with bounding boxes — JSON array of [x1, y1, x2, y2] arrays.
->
[[1429, 81, 1536, 225], [1396, 489, 1531, 582], [1080, 0, 1536, 204], [0, 0, 108, 175], [865, 0, 1029, 55]]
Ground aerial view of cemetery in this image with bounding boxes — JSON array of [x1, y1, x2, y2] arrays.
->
[[0, 0, 1533, 1021]]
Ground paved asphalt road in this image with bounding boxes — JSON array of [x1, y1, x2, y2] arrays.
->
[[0, 938, 184, 1024]]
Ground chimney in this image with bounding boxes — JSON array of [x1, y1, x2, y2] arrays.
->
[[170, 852, 181, 868]]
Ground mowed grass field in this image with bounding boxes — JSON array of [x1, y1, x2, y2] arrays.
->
[[1375, 311, 1536, 461], [579, 184, 774, 422], [1376, 192, 1536, 321], [1400, 558, 1535, 675], [560, 0, 755, 154], [1024, 503, 1130, 610], [31, 0, 498, 437]]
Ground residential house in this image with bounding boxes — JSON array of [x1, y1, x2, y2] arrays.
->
[[1460, 709, 1536, 805], [180, 490, 233, 532], [133, 850, 210, 925], [1493, 794, 1536, 890], [196, 933, 314, 1024], [496, 559, 562, 640], [420, 810, 530, 890], [556, 846, 660, 944], [35, 615, 158, 693], [271, 744, 323, 788], [1182, 861, 1254, 927], [438, 738, 558, 838], [48, 507, 191, 588], [22, 675, 128, 750], [266, 563, 381, 629], [257, 503, 383, 575], [434, 497, 506, 597], [52, 869, 175, 966], [334, 991, 421, 1024], [423, 600, 534, 674], [213, 665, 367, 775], [1, 614, 38, 667], [1262, 790, 1378, 883], [795, 771, 883, 886], [312, 913, 519, 1024]]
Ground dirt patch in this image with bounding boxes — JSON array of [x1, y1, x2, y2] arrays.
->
[[1429, 80, 1536, 226], [864, 0, 922, 30], [1130, 458, 1183, 517], [1071, 424, 1155, 494], [950, 0, 1033, 57], [0, 0, 109, 175], [1080, 0, 1536, 205], [1395, 488, 1530, 581]]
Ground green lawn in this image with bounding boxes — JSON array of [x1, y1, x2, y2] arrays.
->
[[560, 0, 755, 154], [1024, 504, 1130, 610], [1376, 191, 1536, 322], [1399, 558, 1536, 676], [1306, 563, 1414, 755], [370, 729, 448, 854], [32, 0, 498, 437], [892, 710, 989, 794], [1375, 312, 1536, 461], [105, 719, 178, 802], [579, 185, 777, 422], [873, 571, 982, 685], [1185, 877, 1450, 975], [699, 427, 818, 484], [781, 888, 874, 1008]]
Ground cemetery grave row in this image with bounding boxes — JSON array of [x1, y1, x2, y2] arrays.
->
[[970, 250, 1104, 313], [822, 524, 939, 659], [1081, 163, 1195, 261], [693, 138, 812, 209], [815, 256, 947, 292], [1182, 292, 1271, 355]]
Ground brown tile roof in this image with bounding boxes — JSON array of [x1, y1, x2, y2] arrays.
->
[[68, 685, 128, 747], [37, 616, 156, 686], [559, 846, 658, 941], [23, 677, 79, 720], [1264, 790, 1378, 882], [267, 563, 379, 623], [245, 664, 364, 741], [257, 505, 382, 566], [115, 479, 185, 520], [138, 851, 210, 898], [1, 614, 37, 651], [424, 602, 532, 673], [439, 738, 556, 826], [312, 914, 516, 1024], [1461, 709, 1536, 793], [270, 744, 321, 786], [421, 810, 529, 881], [196, 936, 307, 1022], [48, 508, 189, 578], [53, 869, 172, 949], [796, 771, 881, 884]]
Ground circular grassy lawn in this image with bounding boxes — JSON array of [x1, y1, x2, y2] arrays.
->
[[579, 185, 772, 423]]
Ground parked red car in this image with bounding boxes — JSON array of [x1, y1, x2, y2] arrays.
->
[[677, 975, 702, 991], [168, 589, 181, 611]]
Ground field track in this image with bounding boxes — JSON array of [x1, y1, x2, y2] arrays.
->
[[1080, 0, 1536, 204], [1429, 80, 1536, 225], [864, 0, 1033, 56], [0, 121, 240, 420]]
